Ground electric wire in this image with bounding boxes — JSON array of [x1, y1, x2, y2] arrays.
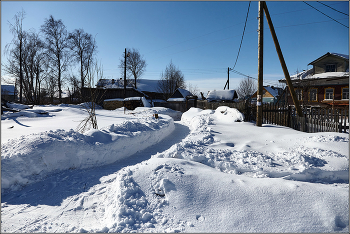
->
[[231, 1, 251, 71], [316, 1, 349, 16], [303, 1, 349, 28]]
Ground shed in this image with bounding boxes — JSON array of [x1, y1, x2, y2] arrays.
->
[[167, 88, 194, 102]]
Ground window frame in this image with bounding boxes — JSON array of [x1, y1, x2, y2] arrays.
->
[[308, 88, 318, 102], [342, 87, 349, 100], [324, 87, 334, 100], [295, 88, 303, 101], [325, 64, 336, 72]]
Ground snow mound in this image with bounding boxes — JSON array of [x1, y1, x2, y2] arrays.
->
[[214, 106, 244, 123], [155, 107, 348, 184], [1, 115, 175, 192], [132, 107, 183, 121]]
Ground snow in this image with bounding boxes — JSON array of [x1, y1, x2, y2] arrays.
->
[[1, 104, 348, 233], [136, 79, 160, 93], [97, 78, 160, 93], [310, 71, 349, 79], [177, 88, 193, 98], [288, 70, 349, 81], [167, 97, 186, 102], [206, 89, 237, 102], [331, 52, 349, 60]]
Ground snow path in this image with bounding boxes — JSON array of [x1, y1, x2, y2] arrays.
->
[[1, 122, 190, 207]]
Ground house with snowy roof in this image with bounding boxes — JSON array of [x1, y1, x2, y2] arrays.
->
[[279, 52, 349, 107], [93, 78, 165, 102], [251, 86, 283, 104], [1, 85, 18, 102], [206, 90, 238, 102]]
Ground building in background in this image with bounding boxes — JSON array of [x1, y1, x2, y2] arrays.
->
[[279, 52, 349, 107]]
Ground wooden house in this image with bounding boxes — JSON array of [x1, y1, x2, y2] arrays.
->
[[279, 52, 349, 107], [251, 86, 283, 104]]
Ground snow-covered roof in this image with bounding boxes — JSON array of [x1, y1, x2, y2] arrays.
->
[[281, 69, 349, 82], [206, 90, 237, 102], [330, 52, 349, 60], [136, 79, 159, 93], [96, 79, 160, 93], [1, 85, 17, 95], [308, 52, 349, 65], [167, 98, 186, 102], [309, 71, 349, 79], [264, 86, 281, 98], [177, 88, 193, 98]]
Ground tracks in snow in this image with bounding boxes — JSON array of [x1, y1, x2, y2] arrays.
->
[[1, 122, 190, 207]]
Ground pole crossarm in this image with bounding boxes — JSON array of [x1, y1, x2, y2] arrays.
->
[[262, 1, 303, 117]]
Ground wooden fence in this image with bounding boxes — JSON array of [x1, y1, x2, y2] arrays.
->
[[248, 103, 349, 133], [155, 100, 349, 133]]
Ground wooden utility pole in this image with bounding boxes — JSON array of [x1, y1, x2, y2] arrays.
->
[[262, 1, 303, 117], [227, 67, 230, 90], [124, 48, 129, 99], [256, 1, 264, 126]]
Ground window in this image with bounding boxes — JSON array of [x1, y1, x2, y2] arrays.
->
[[309, 88, 317, 101], [325, 88, 334, 100], [326, 64, 336, 72], [342, 87, 349, 100], [295, 89, 302, 100]]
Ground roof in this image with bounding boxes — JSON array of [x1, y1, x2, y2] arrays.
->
[[136, 79, 159, 93], [308, 52, 349, 65], [206, 90, 237, 102], [264, 86, 282, 98], [1, 85, 17, 95], [284, 70, 349, 82], [177, 88, 193, 98], [96, 79, 160, 93]]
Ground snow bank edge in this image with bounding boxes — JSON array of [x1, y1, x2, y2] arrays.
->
[[1, 115, 175, 192]]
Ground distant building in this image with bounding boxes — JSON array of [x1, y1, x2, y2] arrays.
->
[[251, 86, 283, 104], [167, 88, 194, 102], [206, 90, 238, 102], [279, 52, 349, 107], [1, 85, 18, 102]]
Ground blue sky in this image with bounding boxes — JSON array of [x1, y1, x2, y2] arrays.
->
[[1, 1, 349, 95]]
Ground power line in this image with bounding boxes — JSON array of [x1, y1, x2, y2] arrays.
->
[[303, 1, 349, 28], [317, 1, 349, 16], [231, 1, 251, 71]]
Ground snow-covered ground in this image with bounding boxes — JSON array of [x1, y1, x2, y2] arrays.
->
[[1, 104, 349, 233]]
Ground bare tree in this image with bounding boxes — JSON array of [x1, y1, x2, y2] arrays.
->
[[187, 82, 200, 97], [22, 30, 46, 104], [236, 76, 257, 99], [41, 15, 70, 103], [68, 29, 97, 95], [157, 61, 185, 100], [4, 10, 26, 103], [119, 48, 146, 89]]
